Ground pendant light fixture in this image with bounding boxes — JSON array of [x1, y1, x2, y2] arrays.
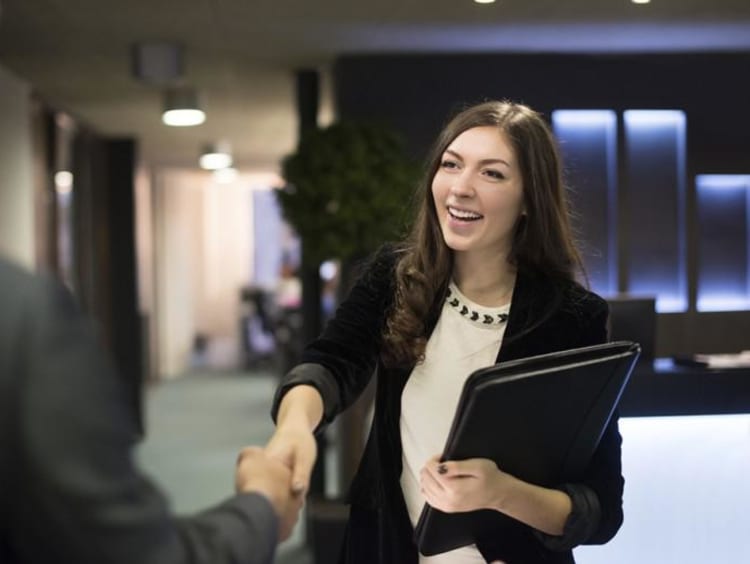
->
[[162, 86, 206, 127], [199, 141, 233, 170]]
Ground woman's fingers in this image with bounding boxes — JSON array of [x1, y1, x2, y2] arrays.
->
[[291, 437, 316, 494], [420, 465, 442, 506], [419, 457, 503, 513], [265, 428, 317, 496]]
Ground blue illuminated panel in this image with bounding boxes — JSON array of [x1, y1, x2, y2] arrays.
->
[[696, 175, 750, 312], [623, 110, 687, 313], [252, 189, 284, 287], [552, 110, 618, 295]]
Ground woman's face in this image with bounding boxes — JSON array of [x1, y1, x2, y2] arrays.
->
[[431, 126, 525, 261]]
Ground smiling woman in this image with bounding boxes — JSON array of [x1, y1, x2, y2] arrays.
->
[[266, 100, 622, 564]]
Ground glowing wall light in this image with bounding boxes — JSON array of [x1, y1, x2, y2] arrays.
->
[[54, 170, 74, 195], [552, 110, 616, 128], [552, 110, 618, 296], [623, 110, 687, 313], [695, 175, 750, 312]]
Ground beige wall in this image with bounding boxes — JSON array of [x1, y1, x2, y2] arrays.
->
[[135, 165, 158, 381], [153, 168, 263, 378], [0, 65, 34, 268]]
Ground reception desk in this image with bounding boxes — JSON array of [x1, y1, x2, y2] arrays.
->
[[618, 358, 750, 416], [575, 358, 750, 563]]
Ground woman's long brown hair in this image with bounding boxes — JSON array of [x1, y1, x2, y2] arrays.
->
[[381, 100, 585, 368]]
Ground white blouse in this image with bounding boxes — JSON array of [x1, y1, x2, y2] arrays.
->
[[400, 282, 510, 563]]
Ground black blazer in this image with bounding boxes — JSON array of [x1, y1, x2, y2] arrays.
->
[[0, 258, 278, 564], [273, 246, 623, 564]]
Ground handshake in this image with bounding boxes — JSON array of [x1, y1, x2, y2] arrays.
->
[[234, 446, 307, 542], [237, 385, 322, 543]]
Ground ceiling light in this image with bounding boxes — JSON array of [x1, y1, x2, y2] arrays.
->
[[213, 167, 239, 184], [200, 142, 233, 170], [162, 87, 205, 127], [631, 0, 651, 4], [474, 0, 496, 4]]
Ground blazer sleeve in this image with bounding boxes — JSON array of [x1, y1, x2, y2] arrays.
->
[[271, 245, 396, 431], [535, 292, 625, 551], [12, 273, 278, 564]]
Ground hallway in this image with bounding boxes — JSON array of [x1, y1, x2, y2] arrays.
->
[[136, 369, 312, 564]]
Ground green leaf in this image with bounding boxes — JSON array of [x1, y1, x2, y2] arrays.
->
[[278, 120, 419, 266]]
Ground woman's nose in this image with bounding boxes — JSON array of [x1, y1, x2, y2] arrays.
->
[[450, 171, 474, 197]]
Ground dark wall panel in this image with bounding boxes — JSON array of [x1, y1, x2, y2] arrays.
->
[[335, 53, 750, 169]]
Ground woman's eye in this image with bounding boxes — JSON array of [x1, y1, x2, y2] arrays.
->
[[440, 159, 459, 170], [484, 169, 505, 180]]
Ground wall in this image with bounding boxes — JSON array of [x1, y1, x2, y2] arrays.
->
[[154, 169, 258, 378], [334, 52, 750, 356], [135, 164, 157, 382], [0, 64, 34, 268]]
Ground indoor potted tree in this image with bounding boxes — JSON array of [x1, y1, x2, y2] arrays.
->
[[277, 119, 419, 562], [278, 119, 418, 267]]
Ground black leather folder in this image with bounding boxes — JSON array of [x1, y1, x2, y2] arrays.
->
[[414, 340, 640, 556]]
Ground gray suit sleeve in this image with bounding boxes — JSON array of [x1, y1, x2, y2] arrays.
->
[[11, 274, 278, 564]]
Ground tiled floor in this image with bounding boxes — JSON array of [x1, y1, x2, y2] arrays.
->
[[136, 369, 313, 564]]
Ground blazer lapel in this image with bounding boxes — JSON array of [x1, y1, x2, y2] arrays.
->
[[497, 269, 559, 363]]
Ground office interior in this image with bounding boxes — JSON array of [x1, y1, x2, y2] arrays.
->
[[1, 2, 750, 562]]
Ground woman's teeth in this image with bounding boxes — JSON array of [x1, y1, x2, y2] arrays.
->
[[448, 206, 482, 221]]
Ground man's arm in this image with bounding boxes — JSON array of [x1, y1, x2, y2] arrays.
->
[[11, 271, 281, 564]]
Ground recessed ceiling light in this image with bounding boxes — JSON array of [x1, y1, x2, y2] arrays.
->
[[631, 0, 651, 4], [474, 0, 496, 4]]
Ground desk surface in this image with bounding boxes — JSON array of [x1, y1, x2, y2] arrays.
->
[[618, 358, 750, 417]]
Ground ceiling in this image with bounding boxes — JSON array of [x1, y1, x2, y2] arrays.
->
[[1, 0, 749, 171]]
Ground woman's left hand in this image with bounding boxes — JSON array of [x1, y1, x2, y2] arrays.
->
[[420, 454, 514, 513]]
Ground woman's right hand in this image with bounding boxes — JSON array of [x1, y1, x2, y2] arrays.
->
[[265, 425, 317, 495], [235, 446, 303, 541], [265, 384, 324, 495]]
